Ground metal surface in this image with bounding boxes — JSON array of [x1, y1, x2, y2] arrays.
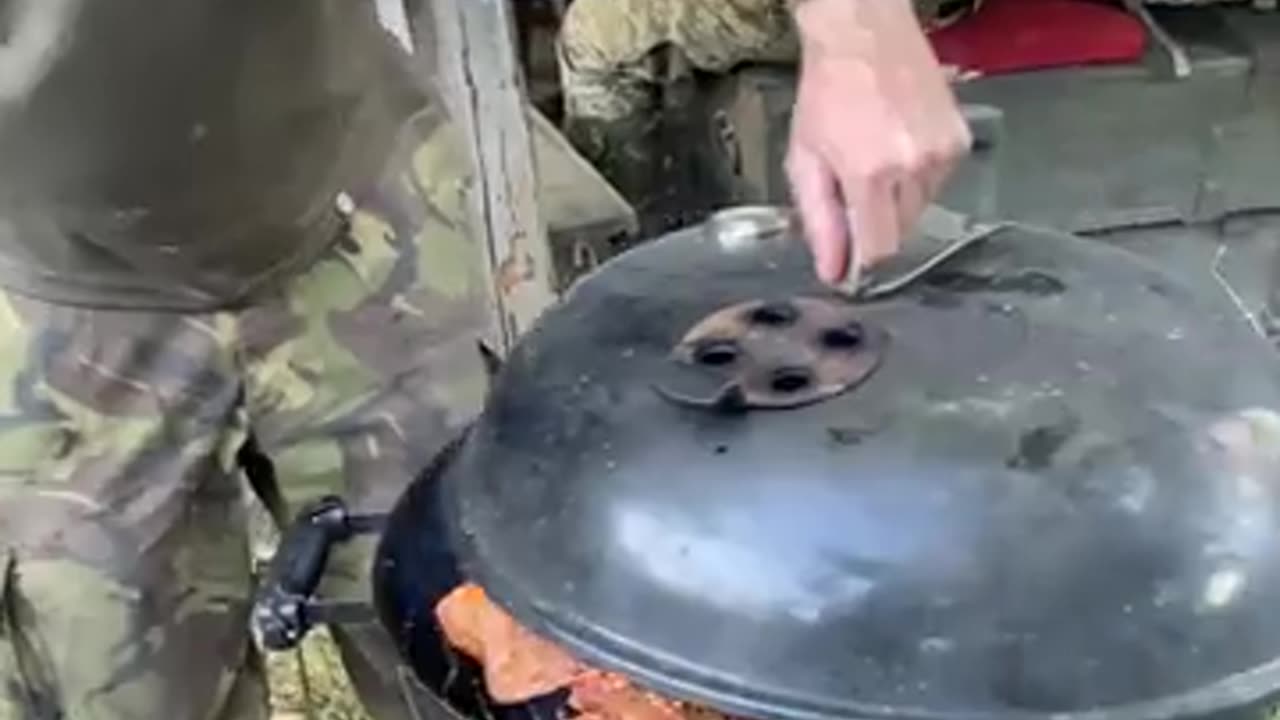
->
[[438, 212, 1280, 720], [272, 213, 1280, 720], [857, 207, 1011, 302], [373, 432, 568, 720], [655, 296, 886, 412], [1126, 0, 1193, 78]]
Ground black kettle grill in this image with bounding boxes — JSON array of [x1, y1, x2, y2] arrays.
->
[[253, 206, 1280, 720]]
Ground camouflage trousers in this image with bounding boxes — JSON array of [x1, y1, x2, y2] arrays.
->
[[555, 0, 977, 135], [554, 0, 796, 207], [0, 103, 492, 719], [557, 0, 798, 130], [555, 0, 968, 199]]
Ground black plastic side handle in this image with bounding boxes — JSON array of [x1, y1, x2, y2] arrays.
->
[[253, 495, 354, 651]]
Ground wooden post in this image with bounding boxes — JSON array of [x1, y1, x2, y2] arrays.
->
[[430, 0, 560, 353]]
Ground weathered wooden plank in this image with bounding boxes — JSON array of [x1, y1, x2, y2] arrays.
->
[[429, 0, 560, 353]]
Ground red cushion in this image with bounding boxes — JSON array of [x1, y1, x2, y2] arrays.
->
[[928, 0, 1148, 76]]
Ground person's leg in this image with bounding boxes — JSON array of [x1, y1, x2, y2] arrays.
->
[[0, 293, 262, 719], [556, 0, 980, 208], [557, 0, 800, 201], [557, 0, 800, 129], [244, 101, 493, 719], [557, 0, 972, 131]]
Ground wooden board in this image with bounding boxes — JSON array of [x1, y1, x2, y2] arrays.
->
[[429, 0, 560, 353]]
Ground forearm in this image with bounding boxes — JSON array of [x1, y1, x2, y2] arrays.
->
[[787, 0, 929, 59]]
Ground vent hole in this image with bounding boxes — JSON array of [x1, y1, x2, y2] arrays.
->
[[748, 302, 798, 327], [694, 340, 739, 367], [821, 324, 864, 350], [770, 367, 812, 394]]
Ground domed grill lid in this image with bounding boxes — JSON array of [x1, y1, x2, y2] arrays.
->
[[441, 208, 1280, 720]]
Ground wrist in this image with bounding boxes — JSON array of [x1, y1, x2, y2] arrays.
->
[[790, 0, 920, 59]]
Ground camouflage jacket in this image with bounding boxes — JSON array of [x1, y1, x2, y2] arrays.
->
[[0, 0, 430, 311]]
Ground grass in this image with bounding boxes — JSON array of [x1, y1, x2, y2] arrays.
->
[[265, 627, 372, 720], [248, 491, 373, 720]]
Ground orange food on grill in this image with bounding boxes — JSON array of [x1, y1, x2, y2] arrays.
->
[[435, 582, 582, 703], [569, 669, 690, 720], [434, 583, 733, 720]]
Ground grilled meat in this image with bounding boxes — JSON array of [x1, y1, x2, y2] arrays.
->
[[435, 583, 734, 720]]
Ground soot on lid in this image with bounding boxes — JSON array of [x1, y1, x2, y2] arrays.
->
[[441, 211, 1280, 720]]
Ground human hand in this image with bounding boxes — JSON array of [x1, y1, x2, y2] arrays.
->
[[786, 0, 971, 285]]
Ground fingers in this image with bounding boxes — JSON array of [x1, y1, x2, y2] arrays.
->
[[842, 165, 899, 269], [786, 144, 849, 284], [890, 173, 928, 259], [784, 39, 974, 287], [789, 131, 967, 287], [922, 113, 972, 200], [891, 111, 972, 249], [788, 140, 910, 283]]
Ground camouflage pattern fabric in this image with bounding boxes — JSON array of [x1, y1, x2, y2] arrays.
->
[[555, 0, 972, 200], [556, 0, 800, 204], [556, 0, 972, 130], [0, 100, 492, 719], [558, 0, 800, 131]]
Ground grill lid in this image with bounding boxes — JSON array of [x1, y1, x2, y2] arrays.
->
[[441, 207, 1280, 720]]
